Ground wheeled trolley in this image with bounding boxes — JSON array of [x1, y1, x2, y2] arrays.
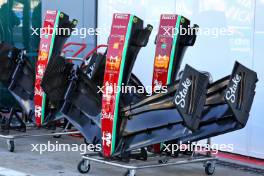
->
[[0, 122, 80, 152], [78, 147, 218, 176], [0, 52, 85, 152]]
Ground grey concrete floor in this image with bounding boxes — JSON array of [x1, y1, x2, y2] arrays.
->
[[0, 130, 262, 176]]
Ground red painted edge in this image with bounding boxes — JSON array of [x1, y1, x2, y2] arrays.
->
[[215, 151, 264, 167]]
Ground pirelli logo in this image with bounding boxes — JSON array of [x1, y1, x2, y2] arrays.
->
[[114, 14, 129, 19], [46, 10, 57, 15], [161, 14, 176, 20]]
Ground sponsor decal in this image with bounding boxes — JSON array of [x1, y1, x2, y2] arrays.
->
[[45, 19, 55, 23], [226, 74, 241, 103], [153, 79, 163, 91], [35, 87, 43, 96], [36, 64, 45, 77], [41, 43, 48, 51], [114, 14, 129, 19], [106, 56, 121, 70], [47, 10, 57, 15], [35, 105, 42, 118], [175, 78, 192, 108], [102, 81, 114, 105], [101, 111, 114, 120], [154, 55, 170, 69], [161, 14, 176, 20], [110, 34, 125, 39], [102, 132, 112, 147], [161, 43, 167, 49], [113, 25, 127, 30], [38, 51, 49, 61], [113, 42, 119, 49]]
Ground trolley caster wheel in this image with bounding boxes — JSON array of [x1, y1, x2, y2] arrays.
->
[[124, 170, 136, 176], [204, 161, 215, 175], [53, 135, 62, 138], [51, 131, 62, 138], [158, 158, 168, 164], [78, 159, 90, 174], [7, 140, 15, 152]]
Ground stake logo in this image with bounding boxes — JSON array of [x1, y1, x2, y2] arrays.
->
[[175, 78, 192, 108], [87, 63, 95, 79], [35, 87, 43, 96], [226, 74, 241, 103], [101, 111, 114, 120]]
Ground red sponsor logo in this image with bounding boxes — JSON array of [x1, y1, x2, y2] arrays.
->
[[47, 10, 57, 15], [114, 13, 129, 19], [161, 14, 176, 20]]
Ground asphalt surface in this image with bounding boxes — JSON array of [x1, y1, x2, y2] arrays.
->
[[0, 129, 263, 176]]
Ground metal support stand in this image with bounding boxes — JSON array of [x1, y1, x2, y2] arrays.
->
[[78, 140, 217, 176], [0, 122, 80, 152]]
